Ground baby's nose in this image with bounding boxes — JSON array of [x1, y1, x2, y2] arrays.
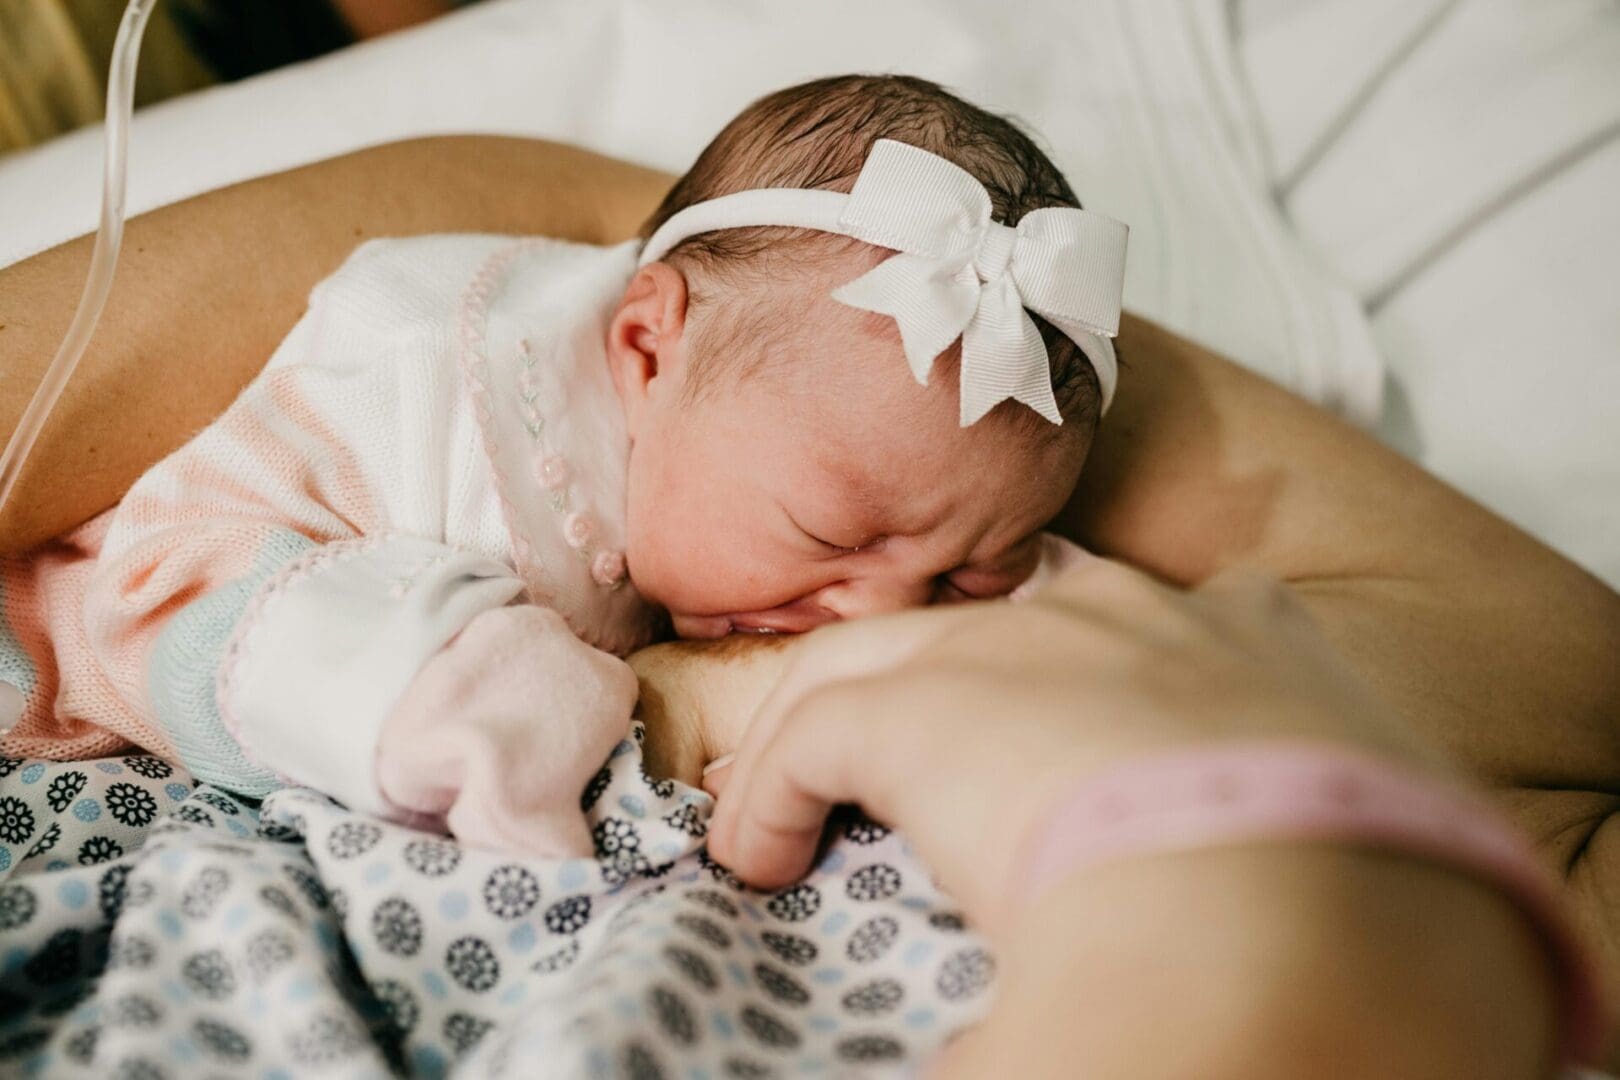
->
[[731, 599, 839, 634]]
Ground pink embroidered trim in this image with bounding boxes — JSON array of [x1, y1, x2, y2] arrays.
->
[[454, 242, 630, 623], [214, 534, 388, 786], [457, 242, 555, 607], [592, 550, 627, 587], [535, 455, 570, 491], [563, 512, 595, 549]]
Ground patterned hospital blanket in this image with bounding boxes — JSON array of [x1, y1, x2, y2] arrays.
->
[[0, 727, 992, 1077]]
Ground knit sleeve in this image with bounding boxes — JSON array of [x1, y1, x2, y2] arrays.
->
[[83, 236, 520, 807], [81, 371, 525, 810], [209, 534, 524, 813]]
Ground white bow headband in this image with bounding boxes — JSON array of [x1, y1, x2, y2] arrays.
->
[[640, 139, 1128, 426]]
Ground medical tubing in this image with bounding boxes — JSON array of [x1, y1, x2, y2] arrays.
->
[[0, 0, 156, 516]]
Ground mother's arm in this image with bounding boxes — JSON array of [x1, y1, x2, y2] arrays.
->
[[1069, 316, 1620, 788], [1064, 315, 1620, 1026], [0, 135, 671, 554]]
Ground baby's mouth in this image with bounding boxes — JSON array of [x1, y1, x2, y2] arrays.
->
[[671, 607, 828, 639], [724, 603, 835, 636]]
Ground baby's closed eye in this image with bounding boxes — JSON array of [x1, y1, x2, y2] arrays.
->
[[818, 534, 887, 557]]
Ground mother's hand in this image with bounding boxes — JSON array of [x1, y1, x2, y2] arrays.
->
[[705, 559, 1566, 1079], [709, 558, 1448, 923], [629, 585, 1036, 790]]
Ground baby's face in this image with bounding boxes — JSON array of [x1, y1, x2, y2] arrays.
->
[[607, 258, 1086, 639]]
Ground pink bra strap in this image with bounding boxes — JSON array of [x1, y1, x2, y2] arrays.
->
[[1016, 741, 1607, 1065]]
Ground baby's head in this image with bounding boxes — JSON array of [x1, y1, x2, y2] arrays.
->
[[605, 75, 1111, 638]]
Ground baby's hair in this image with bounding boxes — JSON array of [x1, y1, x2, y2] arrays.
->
[[640, 74, 1102, 432]]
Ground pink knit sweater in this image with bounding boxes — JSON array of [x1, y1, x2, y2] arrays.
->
[[0, 236, 661, 851]]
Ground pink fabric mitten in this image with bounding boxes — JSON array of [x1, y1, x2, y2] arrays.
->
[[375, 605, 638, 858]]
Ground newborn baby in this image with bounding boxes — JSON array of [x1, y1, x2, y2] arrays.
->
[[0, 75, 1125, 855]]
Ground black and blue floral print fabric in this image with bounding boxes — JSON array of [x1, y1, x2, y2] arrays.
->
[[0, 727, 994, 1076]]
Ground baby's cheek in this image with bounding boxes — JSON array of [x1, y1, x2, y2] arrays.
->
[[628, 530, 807, 619], [626, 526, 731, 613], [624, 529, 685, 610], [623, 463, 693, 607]]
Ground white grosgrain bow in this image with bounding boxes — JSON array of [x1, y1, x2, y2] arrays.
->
[[830, 139, 1128, 426]]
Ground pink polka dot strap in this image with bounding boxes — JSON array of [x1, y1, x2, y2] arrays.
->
[[1016, 741, 1608, 1065]]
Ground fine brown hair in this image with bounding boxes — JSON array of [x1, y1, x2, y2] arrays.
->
[[642, 74, 1102, 429]]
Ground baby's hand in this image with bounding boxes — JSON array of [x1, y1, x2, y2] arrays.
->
[[375, 605, 639, 859]]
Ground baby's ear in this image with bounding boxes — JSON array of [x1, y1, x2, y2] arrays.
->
[[606, 263, 690, 435]]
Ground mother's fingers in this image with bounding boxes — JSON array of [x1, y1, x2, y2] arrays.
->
[[708, 608, 966, 841], [707, 678, 899, 890], [708, 558, 1163, 886]]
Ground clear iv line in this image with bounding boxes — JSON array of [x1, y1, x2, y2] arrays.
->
[[0, 0, 158, 517]]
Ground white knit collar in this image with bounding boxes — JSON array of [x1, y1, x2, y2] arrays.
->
[[457, 238, 661, 655]]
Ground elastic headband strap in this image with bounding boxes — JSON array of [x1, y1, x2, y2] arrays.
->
[[641, 190, 848, 264], [638, 139, 1129, 425]]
